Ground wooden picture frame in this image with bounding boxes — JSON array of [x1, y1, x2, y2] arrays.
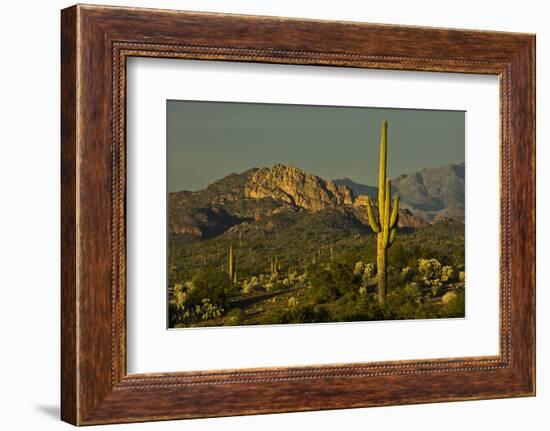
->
[[61, 4, 535, 425]]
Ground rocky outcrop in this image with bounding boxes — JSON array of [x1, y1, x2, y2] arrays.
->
[[244, 164, 354, 211], [170, 224, 202, 237]]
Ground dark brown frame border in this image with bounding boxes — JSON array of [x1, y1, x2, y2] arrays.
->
[[61, 4, 535, 425]]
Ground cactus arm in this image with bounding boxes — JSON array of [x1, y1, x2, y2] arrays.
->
[[365, 196, 381, 233], [390, 194, 399, 229], [389, 227, 397, 246], [383, 178, 391, 245]]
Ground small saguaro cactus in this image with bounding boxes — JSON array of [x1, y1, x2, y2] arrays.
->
[[228, 244, 235, 283], [270, 257, 278, 278], [365, 120, 400, 304]]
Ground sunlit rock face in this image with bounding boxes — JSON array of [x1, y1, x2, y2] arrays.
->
[[244, 164, 354, 211]]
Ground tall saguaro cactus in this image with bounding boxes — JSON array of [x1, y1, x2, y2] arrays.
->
[[365, 120, 400, 304]]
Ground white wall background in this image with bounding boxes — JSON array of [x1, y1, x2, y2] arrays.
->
[[0, 0, 546, 429]]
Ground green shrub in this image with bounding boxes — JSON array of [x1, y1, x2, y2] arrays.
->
[[400, 266, 414, 283], [353, 261, 366, 277], [267, 282, 286, 292], [385, 283, 422, 319], [328, 294, 382, 322], [415, 301, 444, 319], [242, 276, 266, 293], [260, 303, 330, 325], [417, 258, 454, 296], [194, 298, 223, 320], [188, 268, 230, 309], [444, 290, 465, 317], [388, 242, 409, 269], [287, 296, 299, 308], [225, 308, 246, 326], [168, 269, 230, 325], [308, 262, 357, 304]]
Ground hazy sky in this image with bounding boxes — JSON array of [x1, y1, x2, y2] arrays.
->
[[167, 100, 464, 192]]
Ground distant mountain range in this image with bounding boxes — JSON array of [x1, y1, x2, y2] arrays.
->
[[334, 162, 465, 222], [169, 163, 464, 242]]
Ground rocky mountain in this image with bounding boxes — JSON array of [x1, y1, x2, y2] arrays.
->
[[334, 162, 465, 222], [169, 164, 426, 241], [244, 164, 354, 210]]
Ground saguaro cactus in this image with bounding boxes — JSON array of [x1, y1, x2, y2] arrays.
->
[[270, 256, 280, 279], [228, 244, 235, 283], [365, 120, 400, 304]]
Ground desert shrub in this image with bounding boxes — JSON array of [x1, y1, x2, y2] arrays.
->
[[388, 242, 409, 269], [168, 303, 180, 327], [328, 294, 382, 322], [358, 263, 376, 295], [362, 263, 376, 280], [241, 276, 267, 293], [225, 308, 246, 326], [187, 268, 230, 310], [312, 304, 331, 321], [169, 281, 198, 324], [259, 308, 288, 325], [287, 296, 299, 308], [418, 258, 442, 282], [308, 269, 340, 303], [444, 290, 465, 317], [385, 283, 422, 319], [400, 266, 414, 283], [282, 277, 292, 286], [417, 258, 455, 296], [308, 262, 356, 304], [353, 261, 365, 277], [194, 298, 223, 320], [430, 282, 443, 297], [441, 265, 454, 282], [260, 303, 329, 325], [441, 291, 457, 304], [353, 261, 375, 279], [169, 275, 226, 325], [173, 282, 194, 310], [296, 272, 308, 283], [266, 281, 286, 292], [415, 301, 445, 319]]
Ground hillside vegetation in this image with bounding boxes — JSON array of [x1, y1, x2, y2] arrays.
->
[[168, 164, 465, 328]]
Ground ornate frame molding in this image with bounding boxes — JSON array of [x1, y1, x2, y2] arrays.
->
[[61, 5, 535, 425]]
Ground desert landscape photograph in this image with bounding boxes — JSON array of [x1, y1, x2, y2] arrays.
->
[[167, 100, 465, 328]]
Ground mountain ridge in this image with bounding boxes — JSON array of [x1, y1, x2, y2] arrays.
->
[[334, 162, 465, 222], [169, 164, 428, 240]]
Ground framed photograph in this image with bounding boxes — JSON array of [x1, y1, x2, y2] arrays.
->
[[61, 4, 535, 425]]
